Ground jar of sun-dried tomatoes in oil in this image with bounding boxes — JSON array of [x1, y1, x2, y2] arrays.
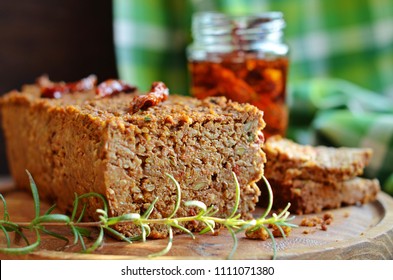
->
[[187, 12, 289, 139]]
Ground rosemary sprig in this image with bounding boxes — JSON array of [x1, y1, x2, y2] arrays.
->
[[0, 170, 296, 259]]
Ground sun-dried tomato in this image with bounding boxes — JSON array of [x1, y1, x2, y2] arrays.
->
[[96, 79, 137, 97], [39, 75, 97, 98], [188, 55, 288, 138], [130, 81, 169, 113]]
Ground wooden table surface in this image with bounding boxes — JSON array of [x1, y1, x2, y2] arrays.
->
[[0, 177, 392, 260]]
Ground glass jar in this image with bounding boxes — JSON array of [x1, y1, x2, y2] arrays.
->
[[187, 11, 289, 138]]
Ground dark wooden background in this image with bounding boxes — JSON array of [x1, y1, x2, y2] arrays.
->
[[0, 0, 118, 174]]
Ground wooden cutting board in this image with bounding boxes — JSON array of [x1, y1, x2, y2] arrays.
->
[[0, 177, 392, 260]]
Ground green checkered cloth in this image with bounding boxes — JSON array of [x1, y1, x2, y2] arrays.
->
[[113, 0, 393, 194]]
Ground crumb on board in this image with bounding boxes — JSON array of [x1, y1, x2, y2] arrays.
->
[[271, 224, 292, 238], [300, 216, 323, 227], [300, 212, 334, 233], [343, 212, 350, 218], [323, 212, 333, 221], [302, 229, 315, 234], [246, 227, 269, 240], [321, 223, 327, 231], [245, 224, 292, 240]]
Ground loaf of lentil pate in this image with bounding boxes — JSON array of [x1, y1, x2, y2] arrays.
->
[[0, 76, 266, 238]]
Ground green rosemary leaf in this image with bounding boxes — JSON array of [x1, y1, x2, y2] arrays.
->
[[70, 225, 79, 245], [71, 193, 79, 221], [26, 170, 40, 219], [278, 221, 298, 228], [10, 225, 30, 246], [122, 230, 150, 242], [287, 215, 297, 222], [274, 224, 287, 239], [206, 219, 216, 230], [166, 174, 181, 219], [32, 214, 71, 225], [235, 220, 257, 234], [0, 227, 40, 255], [0, 194, 10, 221], [76, 203, 87, 223], [148, 225, 173, 258], [184, 200, 207, 213], [78, 192, 108, 214], [140, 223, 147, 242], [226, 226, 238, 260], [76, 230, 86, 251], [85, 226, 104, 253], [228, 172, 240, 219], [96, 209, 108, 223], [275, 203, 292, 220], [69, 226, 91, 249], [41, 228, 69, 243], [170, 223, 195, 239], [141, 224, 151, 242], [263, 225, 277, 260], [204, 205, 218, 216], [104, 227, 132, 243], [231, 213, 242, 220], [127, 234, 145, 242], [199, 226, 214, 235], [1, 221, 30, 249], [1, 221, 20, 232], [141, 197, 159, 219], [75, 226, 92, 237], [0, 224, 11, 248], [44, 204, 57, 215], [107, 213, 141, 226], [259, 176, 274, 220], [245, 224, 261, 234]]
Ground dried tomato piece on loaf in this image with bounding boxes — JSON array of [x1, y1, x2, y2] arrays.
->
[[96, 79, 137, 97], [39, 75, 97, 98], [130, 81, 169, 113]]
